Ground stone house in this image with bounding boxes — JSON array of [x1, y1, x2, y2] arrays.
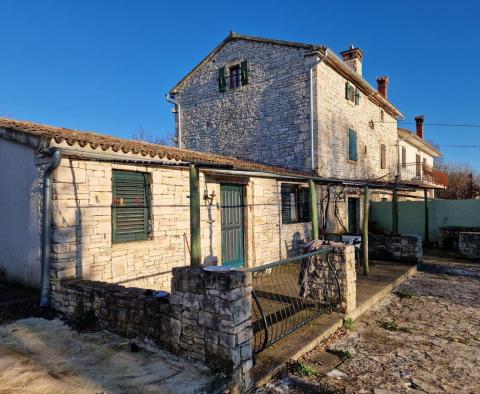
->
[[167, 32, 445, 230], [0, 117, 324, 294]]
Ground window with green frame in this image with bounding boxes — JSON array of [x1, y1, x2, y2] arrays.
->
[[112, 170, 150, 243], [281, 184, 310, 224]]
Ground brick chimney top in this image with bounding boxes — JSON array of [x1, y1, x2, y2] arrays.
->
[[376, 76, 389, 99], [340, 45, 364, 76], [415, 115, 425, 139]]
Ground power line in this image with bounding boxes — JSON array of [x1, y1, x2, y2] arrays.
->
[[439, 145, 480, 148], [402, 122, 480, 128], [378, 121, 480, 128]]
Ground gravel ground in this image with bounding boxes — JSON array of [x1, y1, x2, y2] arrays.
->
[[0, 318, 215, 394], [260, 270, 480, 393]]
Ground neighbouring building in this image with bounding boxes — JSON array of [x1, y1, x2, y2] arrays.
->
[[397, 116, 447, 199], [0, 118, 325, 291], [167, 32, 447, 230]]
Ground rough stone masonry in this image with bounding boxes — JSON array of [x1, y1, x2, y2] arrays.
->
[[55, 267, 254, 392]]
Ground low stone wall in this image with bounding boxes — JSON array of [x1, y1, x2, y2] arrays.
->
[[369, 235, 422, 264], [439, 226, 480, 251], [459, 232, 480, 260], [54, 267, 253, 391]]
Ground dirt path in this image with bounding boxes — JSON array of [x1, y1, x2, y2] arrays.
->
[[0, 317, 215, 394], [259, 270, 480, 393]]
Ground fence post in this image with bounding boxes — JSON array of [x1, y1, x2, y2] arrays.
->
[[392, 188, 399, 236], [363, 185, 369, 275], [189, 164, 201, 267], [424, 188, 430, 245], [309, 179, 319, 240]]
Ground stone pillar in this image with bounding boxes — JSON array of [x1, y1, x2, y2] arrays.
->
[[170, 267, 253, 392], [330, 245, 357, 314]]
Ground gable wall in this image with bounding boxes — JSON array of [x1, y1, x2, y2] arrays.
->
[[177, 39, 313, 170]]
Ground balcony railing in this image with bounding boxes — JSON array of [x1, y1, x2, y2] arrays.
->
[[399, 162, 448, 187]]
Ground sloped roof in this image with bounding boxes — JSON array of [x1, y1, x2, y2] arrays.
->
[[0, 117, 313, 177], [169, 32, 403, 119], [398, 127, 442, 157]]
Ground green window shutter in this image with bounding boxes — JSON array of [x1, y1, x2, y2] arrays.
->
[[348, 129, 358, 161], [299, 187, 310, 222], [345, 81, 350, 100], [218, 66, 227, 92], [240, 60, 249, 85], [281, 184, 292, 224], [354, 88, 360, 105], [112, 171, 150, 243]]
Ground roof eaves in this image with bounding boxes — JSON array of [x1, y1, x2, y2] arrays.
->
[[324, 52, 404, 119], [397, 127, 442, 157]]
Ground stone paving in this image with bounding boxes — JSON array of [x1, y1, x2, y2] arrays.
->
[[258, 269, 480, 393]]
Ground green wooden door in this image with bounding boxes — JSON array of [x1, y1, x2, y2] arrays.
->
[[221, 184, 245, 268], [348, 197, 358, 234]]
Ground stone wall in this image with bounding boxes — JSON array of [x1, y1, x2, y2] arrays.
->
[[369, 235, 422, 264], [459, 232, 480, 260], [315, 61, 398, 180], [54, 267, 253, 391], [50, 156, 313, 294], [177, 39, 313, 171], [175, 38, 399, 180], [438, 226, 480, 251]]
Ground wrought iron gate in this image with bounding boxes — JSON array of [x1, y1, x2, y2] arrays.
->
[[247, 248, 341, 354]]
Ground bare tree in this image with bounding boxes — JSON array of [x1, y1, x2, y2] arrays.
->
[[131, 126, 176, 147], [435, 161, 480, 199]]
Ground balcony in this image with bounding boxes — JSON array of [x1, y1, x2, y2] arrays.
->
[[399, 162, 448, 188]]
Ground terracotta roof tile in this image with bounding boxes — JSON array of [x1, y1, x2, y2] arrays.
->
[[0, 117, 311, 177]]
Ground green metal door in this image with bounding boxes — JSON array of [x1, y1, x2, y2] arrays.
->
[[221, 184, 245, 268]]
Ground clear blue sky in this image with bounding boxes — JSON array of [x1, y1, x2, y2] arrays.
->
[[1, 0, 479, 168]]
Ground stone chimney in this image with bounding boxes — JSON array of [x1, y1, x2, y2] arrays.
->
[[340, 44, 363, 76], [376, 76, 389, 99], [415, 115, 425, 139]]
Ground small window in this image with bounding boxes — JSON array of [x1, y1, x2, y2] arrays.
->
[[345, 81, 360, 105], [380, 144, 387, 169], [112, 171, 150, 243], [281, 184, 310, 224], [348, 129, 358, 161], [229, 64, 241, 89], [219, 61, 249, 92], [380, 109, 385, 122], [401, 146, 406, 169]]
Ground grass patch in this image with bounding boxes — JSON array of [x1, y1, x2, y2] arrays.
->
[[394, 289, 414, 299], [327, 348, 353, 360], [343, 317, 355, 331], [378, 320, 411, 333], [291, 361, 317, 377]]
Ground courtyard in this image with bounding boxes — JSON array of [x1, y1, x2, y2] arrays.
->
[[258, 266, 480, 393]]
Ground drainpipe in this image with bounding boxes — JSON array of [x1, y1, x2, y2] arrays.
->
[[309, 48, 328, 172], [40, 149, 62, 307], [166, 93, 182, 149]]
